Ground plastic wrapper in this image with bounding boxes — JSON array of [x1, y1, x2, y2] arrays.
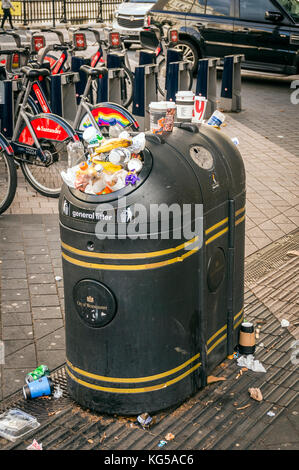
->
[[0, 409, 40, 442], [67, 141, 85, 168], [109, 123, 125, 138], [127, 133, 146, 154], [61, 165, 80, 189], [237, 354, 266, 373]]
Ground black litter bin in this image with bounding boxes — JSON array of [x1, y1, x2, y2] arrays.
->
[[59, 123, 246, 415]]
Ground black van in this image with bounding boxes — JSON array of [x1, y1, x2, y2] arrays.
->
[[149, 0, 299, 74]]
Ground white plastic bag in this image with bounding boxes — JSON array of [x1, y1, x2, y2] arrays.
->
[[237, 354, 266, 373]]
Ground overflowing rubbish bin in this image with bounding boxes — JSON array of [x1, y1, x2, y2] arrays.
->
[[59, 122, 246, 415]]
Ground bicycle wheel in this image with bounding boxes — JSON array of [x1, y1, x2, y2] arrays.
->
[[92, 65, 134, 109], [173, 40, 199, 74], [0, 150, 17, 215], [20, 138, 71, 198], [120, 65, 134, 108], [157, 58, 167, 98], [157, 57, 193, 98]]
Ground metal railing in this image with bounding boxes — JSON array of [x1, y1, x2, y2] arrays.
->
[[7, 0, 122, 26]]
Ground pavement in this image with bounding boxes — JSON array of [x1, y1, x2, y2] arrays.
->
[[0, 36, 298, 450]]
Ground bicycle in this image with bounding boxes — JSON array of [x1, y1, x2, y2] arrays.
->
[[140, 24, 193, 98], [20, 61, 139, 133], [37, 27, 134, 109], [0, 140, 17, 215], [0, 57, 79, 199]]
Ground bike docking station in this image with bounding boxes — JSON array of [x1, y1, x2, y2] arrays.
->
[[220, 54, 245, 113], [165, 49, 193, 102], [93, 53, 126, 105], [196, 57, 220, 117], [49, 71, 80, 122], [71, 56, 92, 104], [0, 78, 15, 139], [132, 50, 159, 132]]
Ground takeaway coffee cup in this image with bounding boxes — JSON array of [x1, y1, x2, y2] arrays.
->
[[238, 322, 256, 355], [149, 101, 176, 134], [175, 91, 195, 122], [192, 96, 208, 123]]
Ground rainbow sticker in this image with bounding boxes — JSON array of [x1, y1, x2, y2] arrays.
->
[[92, 107, 131, 128]]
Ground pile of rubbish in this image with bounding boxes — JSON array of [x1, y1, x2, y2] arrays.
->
[[62, 125, 146, 196]]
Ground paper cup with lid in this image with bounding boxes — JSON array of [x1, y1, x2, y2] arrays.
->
[[149, 101, 176, 134]]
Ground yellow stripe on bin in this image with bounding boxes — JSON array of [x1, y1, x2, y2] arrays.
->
[[235, 214, 245, 226], [205, 227, 229, 246], [205, 218, 228, 235], [234, 316, 244, 330], [66, 353, 200, 384], [66, 362, 201, 394], [235, 207, 245, 217], [207, 324, 227, 346], [61, 236, 198, 261], [61, 247, 199, 271], [234, 308, 244, 323], [207, 333, 227, 355]]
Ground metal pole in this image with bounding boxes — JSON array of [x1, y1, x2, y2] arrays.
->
[[23, 0, 28, 26], [61, 0, 67, 23], [97, 0, 103, 23], [52, 0, 56, 27]]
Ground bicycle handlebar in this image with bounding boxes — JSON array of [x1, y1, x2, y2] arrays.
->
[[0, 48, 30, 56], [40, 28, 65, 45], [0, 31, 22, 48]]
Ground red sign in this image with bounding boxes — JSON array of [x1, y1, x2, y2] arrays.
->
[[109, 32, 120, 48], [33, 36, 45, 52], [74, 33, 87, 50], [170, 30, 179, 43]]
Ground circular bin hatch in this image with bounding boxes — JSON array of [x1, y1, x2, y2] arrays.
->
[[73, 280, 117, 328], [207, 248, 226, 292]]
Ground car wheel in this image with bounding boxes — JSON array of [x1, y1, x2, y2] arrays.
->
[[173, 39, 199, 74]]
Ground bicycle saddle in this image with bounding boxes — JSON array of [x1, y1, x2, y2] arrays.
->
[[80, 65, 108, 79], [21, 66, 50, 80]]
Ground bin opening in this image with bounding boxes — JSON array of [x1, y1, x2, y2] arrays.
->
[[69, 148, 153, 204]]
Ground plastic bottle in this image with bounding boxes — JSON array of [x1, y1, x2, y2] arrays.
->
[[67, 141, 85, 167]]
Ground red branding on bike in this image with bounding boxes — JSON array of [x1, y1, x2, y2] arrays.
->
[[44, 56, 57, 68], [91, 51, 101, 68], [32, 83, 50, 113], [52, 53, 66, 75], [18, 118, 69, 145]]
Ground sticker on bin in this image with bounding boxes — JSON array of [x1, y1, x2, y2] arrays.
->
[[62, 199, 114, 222]]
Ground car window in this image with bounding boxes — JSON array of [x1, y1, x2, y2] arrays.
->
[[206, 0, 231, 16], [189, 0, 206, 15], [239, 0, 280, 22], [279, 0, 299, 22], [154, 0, 195, 13]]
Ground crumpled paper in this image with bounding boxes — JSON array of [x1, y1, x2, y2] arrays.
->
[[237, 354, 266, 373]]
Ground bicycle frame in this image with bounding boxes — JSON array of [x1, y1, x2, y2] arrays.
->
[[10, 76, 78, 165]]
